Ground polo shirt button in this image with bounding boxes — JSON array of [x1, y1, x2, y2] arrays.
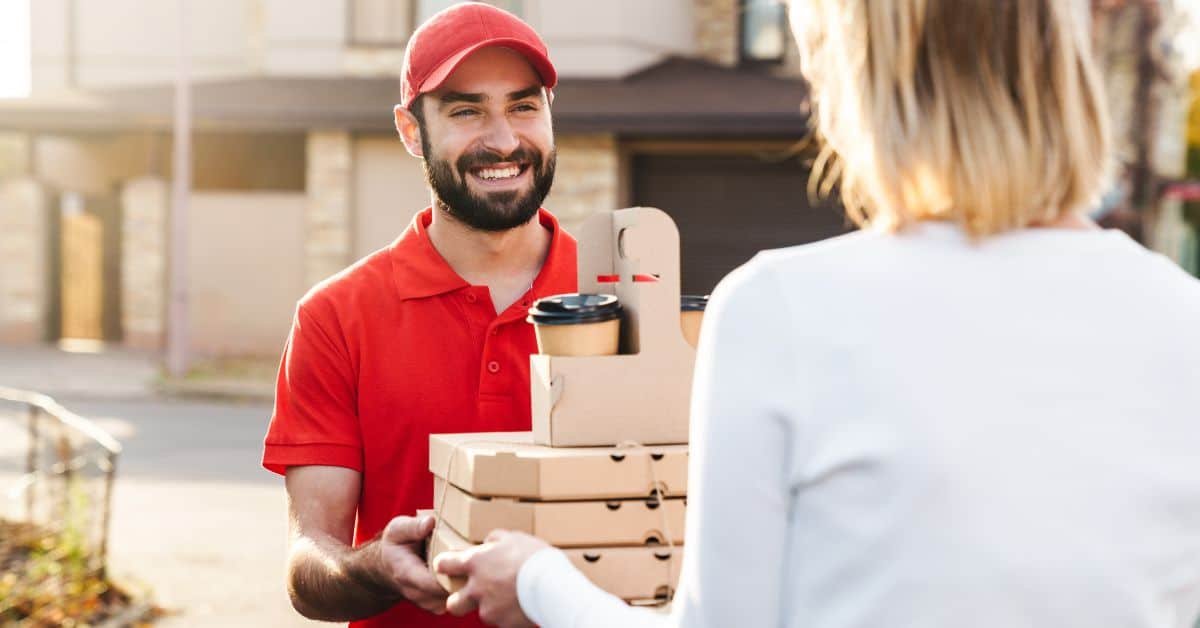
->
[[466, 293, 477, 303], [487, 361, 500, 374]]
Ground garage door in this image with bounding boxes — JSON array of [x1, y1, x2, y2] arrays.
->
[[632, 153, 852, 295]]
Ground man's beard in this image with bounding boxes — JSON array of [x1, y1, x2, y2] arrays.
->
[[423, 142, 556, 232]]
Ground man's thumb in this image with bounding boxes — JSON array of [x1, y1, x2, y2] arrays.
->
[[383, 514, 434, 544]]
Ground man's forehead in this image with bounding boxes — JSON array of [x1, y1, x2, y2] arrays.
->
[[435, 46, 543, 95]]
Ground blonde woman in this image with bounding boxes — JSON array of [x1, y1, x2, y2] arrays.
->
[[434, 1, 1200, 626]]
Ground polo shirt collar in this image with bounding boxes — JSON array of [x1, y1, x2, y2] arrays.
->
[[389, 207, 572, 302]]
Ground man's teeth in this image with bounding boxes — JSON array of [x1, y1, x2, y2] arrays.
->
[[477, 166, 521, 180]]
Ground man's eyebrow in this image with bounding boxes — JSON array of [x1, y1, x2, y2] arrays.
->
[[438, 91, 485, 105], [507, 85, 543, 101]]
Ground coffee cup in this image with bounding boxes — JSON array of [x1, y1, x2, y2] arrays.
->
[[527, 293, 622, 356], [680, 295, 709, 348]]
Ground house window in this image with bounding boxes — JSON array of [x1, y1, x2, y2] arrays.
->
[[417, 0, 523, 23], [349, 0, 413, 46], [740, 0, 788, 63]]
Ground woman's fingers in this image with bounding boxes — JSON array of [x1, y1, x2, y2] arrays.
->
[[446, 588, 481, 616], [434, 547, 476, 577]]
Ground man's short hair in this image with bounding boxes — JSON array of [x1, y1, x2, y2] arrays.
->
[[408, 94, 431, 156]]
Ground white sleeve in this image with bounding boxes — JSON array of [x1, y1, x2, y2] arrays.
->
[[517, 260, 797, 628], [518, 547, 668, 628]]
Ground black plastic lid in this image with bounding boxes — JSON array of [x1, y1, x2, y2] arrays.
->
[[527, 293, 622, 326], [681, 294, 710, 312]]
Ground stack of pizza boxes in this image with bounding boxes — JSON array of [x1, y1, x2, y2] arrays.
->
[[427, 207, 696, 605]]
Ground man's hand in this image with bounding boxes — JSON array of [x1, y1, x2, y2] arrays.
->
[[376, 515, 449, 614], [435, 529, 551, 627], [285, 466, 447, 621]]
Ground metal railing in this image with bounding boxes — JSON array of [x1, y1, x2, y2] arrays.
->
[[0, 386, 121, 580]]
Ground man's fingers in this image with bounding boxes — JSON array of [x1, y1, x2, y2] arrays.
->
[[446, 588, 480, 616], [401, 555, 452, 598], [383, 515, 435, 544], [402, 585, 448, 614]]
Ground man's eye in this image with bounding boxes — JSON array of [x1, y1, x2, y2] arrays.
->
[[450, 109, 479, 118], [512, 103, 537, 113]]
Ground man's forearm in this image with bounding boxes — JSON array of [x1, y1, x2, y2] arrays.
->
[[288, 534, 400, 622]]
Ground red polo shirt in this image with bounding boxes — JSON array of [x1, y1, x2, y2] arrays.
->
[[263, 207, 577, 628]]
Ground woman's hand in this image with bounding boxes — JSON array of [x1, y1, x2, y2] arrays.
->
[[434, 529, 551, 627]]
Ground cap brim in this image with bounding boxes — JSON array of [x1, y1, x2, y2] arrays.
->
[[412, 39, 558, 107]]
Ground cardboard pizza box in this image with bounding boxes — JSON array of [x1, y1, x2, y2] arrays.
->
[[429, 431, 688, 501], [433, 477, 686, 547], [427, 521, 681, 602], [530, 207, 696, 447]]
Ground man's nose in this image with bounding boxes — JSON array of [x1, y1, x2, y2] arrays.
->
[[480, 115, 521, 156]]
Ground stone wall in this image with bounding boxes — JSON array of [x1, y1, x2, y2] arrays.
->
[[0, 178, 48, 344], [121, 177, 168, 350], [545, 134, 620, 236], [693, 0, 739, 67], [305, 131, 353, 288]]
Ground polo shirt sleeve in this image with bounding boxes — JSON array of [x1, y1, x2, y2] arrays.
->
[[262, 302, 363, 475]]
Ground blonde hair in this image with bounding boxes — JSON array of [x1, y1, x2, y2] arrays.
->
[[791, 0, 1112, 235]]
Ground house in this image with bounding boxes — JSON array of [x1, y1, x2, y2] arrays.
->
[[0, 0, 847, 358]]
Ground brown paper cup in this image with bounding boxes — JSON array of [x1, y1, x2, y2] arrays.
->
[[680, 295, 709, 348], [535, 318, 621, 356], [529, 293, 623, 356], [680, 310, 704, 348]]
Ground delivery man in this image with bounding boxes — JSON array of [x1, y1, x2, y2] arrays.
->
[[261, 4, 577, 626]]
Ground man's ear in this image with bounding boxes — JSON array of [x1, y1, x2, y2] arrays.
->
[[394, 104, 424, 158]]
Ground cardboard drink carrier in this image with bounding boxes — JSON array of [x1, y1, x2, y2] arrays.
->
[[425, 514, 680, 603], [433, 477, 685, 547], [531, 207, 696, 447]]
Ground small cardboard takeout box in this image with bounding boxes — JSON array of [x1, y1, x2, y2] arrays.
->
[[428, 431, 688, 501], [433, 476, 686, 547], [425, 515, 681, 602]]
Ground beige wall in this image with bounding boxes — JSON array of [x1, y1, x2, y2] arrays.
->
[[31, 0, 353, 90], [532, 0, 696, 78], [352, 135, 429, 257], [187, 191, 307, 357], [31, 0, 719, 90], [32, 0, 252, 90], [260, 0, 348, 75]]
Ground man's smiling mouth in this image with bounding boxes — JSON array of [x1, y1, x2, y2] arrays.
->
[[468, 161, 531, 185]]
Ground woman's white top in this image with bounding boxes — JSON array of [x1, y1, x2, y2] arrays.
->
[[517, 223, 1200, 628]]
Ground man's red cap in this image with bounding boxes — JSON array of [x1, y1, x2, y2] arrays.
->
[[400, 2, 557, 110]]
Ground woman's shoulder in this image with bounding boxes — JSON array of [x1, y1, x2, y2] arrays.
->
[[723, 229, 885, 288], [706, 230, 884, 316], [753, 228, 885, 266]]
